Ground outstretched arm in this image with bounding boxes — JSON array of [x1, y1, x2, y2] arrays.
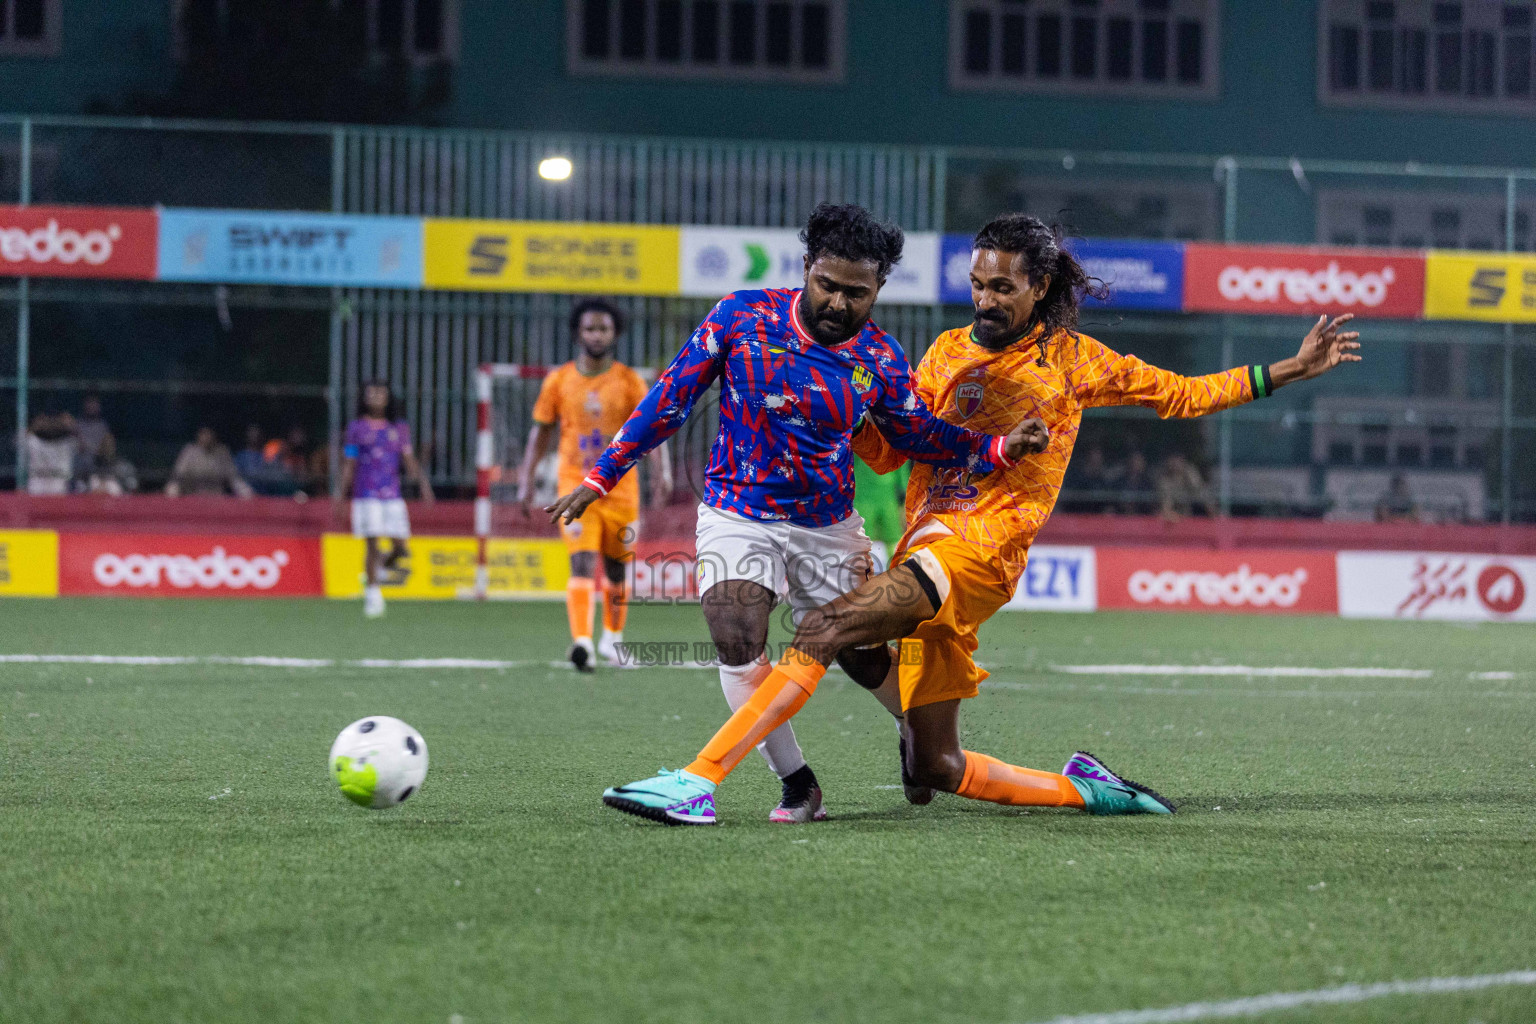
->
[[1268, 314, 1362, 389], [1074, 316, 1361, 416]]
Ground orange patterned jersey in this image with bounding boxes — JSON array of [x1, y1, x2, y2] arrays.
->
[[532, 362, 649, 511], [854, 326, 1256, 589]]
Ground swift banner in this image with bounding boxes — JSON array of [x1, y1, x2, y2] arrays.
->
[[682, 226, 940, 304], [1184, 244, 1426, 318], [1422, 250, 1536, 322], [941, 236, 1184, 309], [157, 209, 423, 287], [0, 205, 157, 280], [423, 219, 680, 294]]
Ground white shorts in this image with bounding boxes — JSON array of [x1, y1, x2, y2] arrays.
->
[[352, 498, 411, 540], [694, 502, 874, 624]]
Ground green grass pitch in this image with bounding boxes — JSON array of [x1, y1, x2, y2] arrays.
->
[[2, 597, 1534, 1024]]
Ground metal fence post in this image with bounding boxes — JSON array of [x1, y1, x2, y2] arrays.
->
[[1502, 174, 1517, 524], [328, 127, 345, 499], [14, 117, 30, 493], [1217, 157, 1238, 517]]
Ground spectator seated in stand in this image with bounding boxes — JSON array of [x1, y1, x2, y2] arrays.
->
[[25, 411, 78, 496], [234, 424, 298, 496], [282, 426, 315, 495], [72, 394, 133, 495], [1063, 444, 1121, 513], [1117, 449, 1154, 515], [1157, 452, 1215, 521], [1375, 473, 1420, 524], [166, 426, 253, 498]]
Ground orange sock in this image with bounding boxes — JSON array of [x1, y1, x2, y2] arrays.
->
[[686, 652, 826, 785], [956, 751, 1086, 809], [603, 579, 628, 633], [566, 578, 595, 642]]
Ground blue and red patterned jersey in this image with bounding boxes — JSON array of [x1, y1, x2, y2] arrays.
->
[[582, 288, 1010, 526]]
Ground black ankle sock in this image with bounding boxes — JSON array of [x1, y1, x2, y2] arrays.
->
[[781, 763, 818, 801]]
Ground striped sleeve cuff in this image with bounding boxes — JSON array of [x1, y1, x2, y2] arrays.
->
[[989, 434, 1016, 469], [580, 474, 609, 497], [1248, 364, 1274, 400]]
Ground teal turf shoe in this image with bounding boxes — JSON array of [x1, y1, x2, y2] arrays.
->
[[603, 768, 718, 826], [1062, 751, 1175, 816]]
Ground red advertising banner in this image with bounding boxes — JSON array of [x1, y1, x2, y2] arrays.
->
[[1096, 547, 1338, 614], [1183, 244, 1426, 318], [59, 533, 324, 597], [0, 205, 158, 280]]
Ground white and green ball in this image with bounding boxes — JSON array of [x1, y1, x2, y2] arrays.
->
[[330, 716, 429, 809]]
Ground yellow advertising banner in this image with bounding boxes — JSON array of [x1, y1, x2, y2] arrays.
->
[[1424, 250, 1536, 322], [422, 219, 680, 295], [0, 529, 59, 597], [322, 534, 570, 600]]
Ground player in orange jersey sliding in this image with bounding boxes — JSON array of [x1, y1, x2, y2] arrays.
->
[[519, 299, 672, 672], [602, 214, 1362, 824]]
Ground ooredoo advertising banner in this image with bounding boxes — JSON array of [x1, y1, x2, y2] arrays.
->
[[59, 534, 324, 597], [1096, 547, 1338, 614], [1005, 545, 1097, 612], [1337, 551, 1536, 621], [157, 209, 423, 287], [1183, 244, 1426, 318], [0, 205, 158, 280]]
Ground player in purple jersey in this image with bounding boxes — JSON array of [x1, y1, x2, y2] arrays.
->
[[548, 204, 1043, 823], [336, 381, 434, 618]]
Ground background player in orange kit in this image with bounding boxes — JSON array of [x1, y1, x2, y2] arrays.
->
[[518, 299, 672, 671], [601, 214, 1362, 824]]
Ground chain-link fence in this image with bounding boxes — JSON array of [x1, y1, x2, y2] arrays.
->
[[1, 114, 1532, 521]]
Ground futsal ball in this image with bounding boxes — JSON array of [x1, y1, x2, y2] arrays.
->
[[330, 716, 428, 809]]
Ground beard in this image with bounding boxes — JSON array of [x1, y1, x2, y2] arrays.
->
[[972, 309, 1022, 347], [580, 341, 613, 361], [798, 292, 862, 346]]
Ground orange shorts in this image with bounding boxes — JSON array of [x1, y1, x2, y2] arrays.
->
[[561, 495, 637, 561], [894, 532, 1014, 712]]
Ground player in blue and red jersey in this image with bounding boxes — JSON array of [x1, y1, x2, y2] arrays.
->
[[548, 203, 1043, 823]]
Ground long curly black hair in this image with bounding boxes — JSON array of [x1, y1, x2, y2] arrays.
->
[[800, 202, 905, 282], [972, 214, 1108, 365]]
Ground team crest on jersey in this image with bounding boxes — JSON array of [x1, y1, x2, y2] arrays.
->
[[584, 390, 603, 416], [851, 365, 874, 393], [955, 382, 984, 418]]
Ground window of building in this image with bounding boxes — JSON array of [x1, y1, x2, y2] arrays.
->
[[0, 0, 61, 56], [568, 0, 845, 82], [174, 0, 456, 61], [1322, 0, 1536, 113], [1318, 187, 1536, 250], [948, 171, 1218, 240], [950, 0, 1220, 97]]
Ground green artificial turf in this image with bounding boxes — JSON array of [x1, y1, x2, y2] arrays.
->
[[1, 598, 1534, 1024]]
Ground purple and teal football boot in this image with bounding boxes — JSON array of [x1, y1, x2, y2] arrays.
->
[[603, 769, 718, 826], [1062, 751, 1175, 816]]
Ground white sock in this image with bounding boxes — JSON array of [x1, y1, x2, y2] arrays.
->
[[719, 655, 807, 779]]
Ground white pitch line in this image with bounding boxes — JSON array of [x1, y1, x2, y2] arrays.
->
[[0, 653, 722, 672], [1023, 969, 1536, 1024], [1049, 665, 1434, 679]]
